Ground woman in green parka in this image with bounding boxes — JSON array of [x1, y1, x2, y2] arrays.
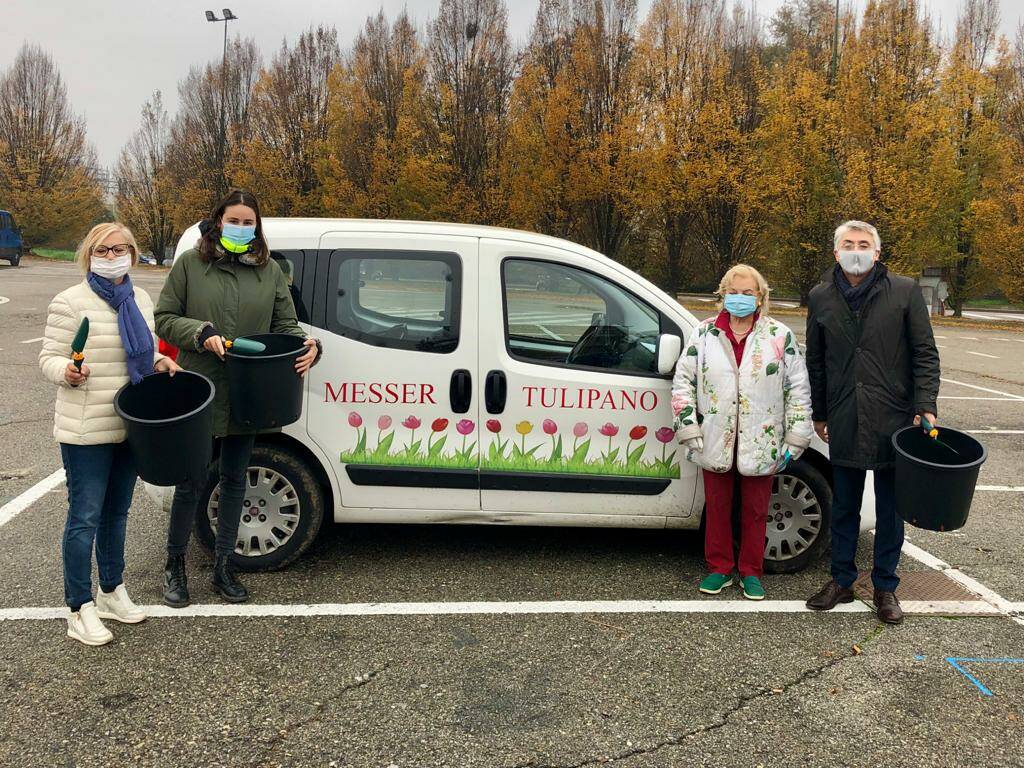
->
[[155, 189, 321, 606]]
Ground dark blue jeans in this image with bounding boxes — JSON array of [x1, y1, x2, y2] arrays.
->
[[830, 466, 903, 592], [60, 441, 138, 611]]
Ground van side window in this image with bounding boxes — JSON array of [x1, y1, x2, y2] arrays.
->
[[271, 250, 309, 324], [503, 259, 662, 375], [327, 250, 460, 353]]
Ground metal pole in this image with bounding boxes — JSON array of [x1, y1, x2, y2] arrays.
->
[[220, 17, 228, 194]]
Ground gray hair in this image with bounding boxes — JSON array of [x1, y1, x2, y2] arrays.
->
[[834, 220, 881, 251]]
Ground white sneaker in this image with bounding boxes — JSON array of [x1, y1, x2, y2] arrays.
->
[[67, 602, 113, 646], [96, 584, 147, 624]]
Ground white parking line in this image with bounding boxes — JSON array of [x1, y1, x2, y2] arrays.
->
[[976, 485, 1024, 492], [19, 337, 43, 344], [965, 351, 999, 359], [0, 296, 9, 305], [0, 469, 65, 529], [0, 600, 877, 621], [940, 378, 1024, 401], [957, 336, 980, 341], [966, 430, 1024, 434], [938, 397, 1022, 401]]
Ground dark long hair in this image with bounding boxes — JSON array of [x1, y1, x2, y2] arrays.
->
[[197, 188, 270, 265]]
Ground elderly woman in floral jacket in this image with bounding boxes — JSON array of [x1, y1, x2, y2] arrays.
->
[[672, 264, 812, 600]]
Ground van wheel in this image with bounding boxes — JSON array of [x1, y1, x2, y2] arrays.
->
[[194, 443, 324, 571], [10, 251, 20, 267], [763, 460, 831, 574]]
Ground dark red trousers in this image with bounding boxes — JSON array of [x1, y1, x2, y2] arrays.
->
[[702, 468, 774, 578]]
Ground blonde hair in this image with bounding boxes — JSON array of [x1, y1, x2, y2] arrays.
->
[[716, 263, 771, 314], [75, 222, 139, 274]]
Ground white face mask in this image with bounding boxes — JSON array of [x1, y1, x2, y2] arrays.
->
[[90, 254, 132, 280], [837, 250, 876, 276]]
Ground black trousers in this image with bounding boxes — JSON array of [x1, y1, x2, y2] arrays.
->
[[167, 434, 256, 557]]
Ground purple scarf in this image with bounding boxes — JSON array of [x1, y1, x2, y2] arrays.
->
[[86, 273, 154, 384]]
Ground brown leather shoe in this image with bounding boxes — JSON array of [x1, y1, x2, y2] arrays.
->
[[873, 589, 904, 625], [806, 579, 855, 611]]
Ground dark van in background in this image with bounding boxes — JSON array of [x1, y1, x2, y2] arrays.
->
[[0, 210, 24, 266]]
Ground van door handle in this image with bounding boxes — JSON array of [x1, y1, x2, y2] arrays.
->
[[450, 369, 472, 414], [485, 370, 507, 414]]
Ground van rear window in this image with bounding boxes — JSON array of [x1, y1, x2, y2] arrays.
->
[[326, 250, 461, 354]]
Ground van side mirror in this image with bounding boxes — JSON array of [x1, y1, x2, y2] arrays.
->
[[656, 333, 682, 375]]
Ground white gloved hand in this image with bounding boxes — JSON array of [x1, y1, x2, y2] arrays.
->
[[681, 436, 703, 453], [786, 444, 805, 461]]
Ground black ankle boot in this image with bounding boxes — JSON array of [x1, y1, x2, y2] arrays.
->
[[212, 554, 249, 603], [163, 554, 190, 608]]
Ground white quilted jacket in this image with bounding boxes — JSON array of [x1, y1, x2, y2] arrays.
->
[[671, 315, 813, 476], [39, 280, 165, 445]]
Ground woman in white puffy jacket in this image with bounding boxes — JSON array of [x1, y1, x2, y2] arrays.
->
[[39, 223, 179, 646], [672, 264, 812, 601]]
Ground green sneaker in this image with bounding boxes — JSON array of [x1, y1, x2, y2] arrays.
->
[[741, 576, 766, 601], [699, 573, 734, 595]]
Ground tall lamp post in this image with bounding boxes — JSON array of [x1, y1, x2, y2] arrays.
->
[[205, 8, 238, 193]]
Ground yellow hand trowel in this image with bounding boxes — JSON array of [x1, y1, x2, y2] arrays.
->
[[922, 416, 959, 456]]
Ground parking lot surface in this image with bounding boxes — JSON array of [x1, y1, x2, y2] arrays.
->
[[1, 259, 1022, 768]]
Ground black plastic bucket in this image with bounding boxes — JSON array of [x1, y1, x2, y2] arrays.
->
[[892, 426, 987, 532], [225, 333, 305, 430], [114, 371, 215, 486]]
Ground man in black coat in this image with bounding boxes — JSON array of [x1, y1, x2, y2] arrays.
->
[[804, 221, 940, 624]]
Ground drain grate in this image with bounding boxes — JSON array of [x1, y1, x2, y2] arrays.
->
[[853, 571, 996, 615]]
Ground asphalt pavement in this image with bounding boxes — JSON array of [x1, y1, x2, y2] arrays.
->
[[1, 258, 1022, 768]]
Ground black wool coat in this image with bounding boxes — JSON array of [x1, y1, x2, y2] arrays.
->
[[805, 264, 940, 470]]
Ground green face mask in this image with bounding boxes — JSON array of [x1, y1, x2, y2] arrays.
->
[[219, 235, 252, 254]]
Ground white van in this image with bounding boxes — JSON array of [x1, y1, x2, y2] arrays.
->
[[150, 218, 875, 573]]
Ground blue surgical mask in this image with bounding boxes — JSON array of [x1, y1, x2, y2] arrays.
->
[[724, 293, 758, 317], [221, 222, 256, 246]]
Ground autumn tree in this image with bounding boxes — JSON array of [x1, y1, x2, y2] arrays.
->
[[502, 0, 580, 239], [685, 5, 766, 279], [231, 26, 341, 216], [634, 0, 728, 292], [835, 0, 949, 277], [753, 0, 848, 303], [319, 11, 452, 219], [163, 38, 262, 228], [936, 0, 1007, 315], [427, 0, 515, 222], [0, 44, 104, 247], [116, 91, 177, 260]]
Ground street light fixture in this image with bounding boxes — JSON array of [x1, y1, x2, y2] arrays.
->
[[205, 8, 238, 193]]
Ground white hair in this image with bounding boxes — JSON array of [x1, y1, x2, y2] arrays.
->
[[834, 220, 881, 251]]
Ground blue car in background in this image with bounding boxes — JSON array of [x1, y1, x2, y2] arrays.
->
[[0, 210, 24, 267]]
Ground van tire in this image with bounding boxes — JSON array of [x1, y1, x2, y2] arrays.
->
[[193, 442, 324, 572], [763, 460, 832, 574]]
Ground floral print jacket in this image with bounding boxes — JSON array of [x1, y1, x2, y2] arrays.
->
[[671, 315, 813, 476]]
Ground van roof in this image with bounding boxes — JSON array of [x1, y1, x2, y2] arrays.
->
[[261, 217, 609, 258]]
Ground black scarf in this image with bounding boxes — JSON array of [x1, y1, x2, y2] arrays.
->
[[834, 263, 884, 313]]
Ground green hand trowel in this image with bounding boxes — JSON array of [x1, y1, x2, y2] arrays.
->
[[224, 337, 266, 354], [70, 317, 89, 370], [922, 416, 959, 456]]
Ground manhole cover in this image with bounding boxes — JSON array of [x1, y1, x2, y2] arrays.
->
[[853, 571, 996, 615]]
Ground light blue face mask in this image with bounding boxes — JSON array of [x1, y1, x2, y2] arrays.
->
[[724, 293, 758, 317], [221, 222, 256, 246]]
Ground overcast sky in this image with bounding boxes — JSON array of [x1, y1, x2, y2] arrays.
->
[[3, 0, 1020, 168]]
